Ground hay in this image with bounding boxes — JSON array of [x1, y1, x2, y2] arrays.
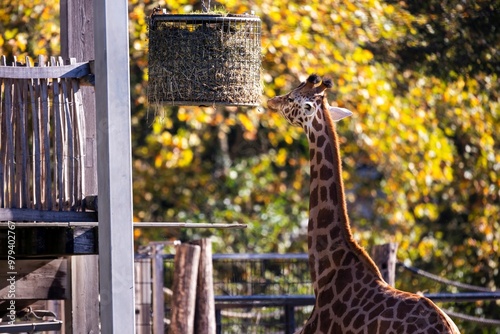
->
[[148, 14, 262, 106]]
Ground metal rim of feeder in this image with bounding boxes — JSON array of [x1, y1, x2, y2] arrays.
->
[[148, 12, 262, 107]]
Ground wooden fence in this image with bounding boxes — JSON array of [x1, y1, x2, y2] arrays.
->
[[0, 56, 92, 219]]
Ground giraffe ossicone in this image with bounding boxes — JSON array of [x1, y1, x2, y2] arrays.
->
[[268, 74, 460, 334]]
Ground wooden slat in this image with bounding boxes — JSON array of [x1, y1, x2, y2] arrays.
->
[[40, 59, 52, 210], [0, 56, 88, 214], [0, 61, 90, 79], [52, 57, 64, 210], [70, 58, 84, 209], [16, 76, 29, 207], [28, 61, 42, 210], [4, 74, 14, 207], [0, 259, 69, 299], [0, 58, 5, 207], [60, 65, 74, 210]]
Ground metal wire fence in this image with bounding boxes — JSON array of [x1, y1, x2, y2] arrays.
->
[[135, 251, 500, 333], [163, 253, 313, 333]]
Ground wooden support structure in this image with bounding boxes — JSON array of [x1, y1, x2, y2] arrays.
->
[[371, 243, 398, 287], [60, 0, 100, 332]]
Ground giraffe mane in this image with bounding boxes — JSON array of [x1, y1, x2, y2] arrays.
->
[[320, 96, 383, 279]]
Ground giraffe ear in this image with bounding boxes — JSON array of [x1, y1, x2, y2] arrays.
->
[[328, 106, 352, 121]]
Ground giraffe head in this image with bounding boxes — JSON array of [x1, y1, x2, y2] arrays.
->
[[267, 74, 352, 129]]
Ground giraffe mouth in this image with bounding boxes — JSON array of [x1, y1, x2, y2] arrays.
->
[[267, 97, 279, 111]]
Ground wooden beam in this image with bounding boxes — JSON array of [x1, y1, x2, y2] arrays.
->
[[93, 0, 136, 331], [0, 259, 68, 299], [0, 62, 91, 79], [0, 208, 97, 222], [0, 226, 98, 257]]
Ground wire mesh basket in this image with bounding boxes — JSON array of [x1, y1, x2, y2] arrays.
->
[[148, 13, 262, 107]]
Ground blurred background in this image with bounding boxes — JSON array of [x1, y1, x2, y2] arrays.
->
[[1, 0, 498, 331]]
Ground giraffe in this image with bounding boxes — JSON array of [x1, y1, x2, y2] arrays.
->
[[267, 74, 460, 334]]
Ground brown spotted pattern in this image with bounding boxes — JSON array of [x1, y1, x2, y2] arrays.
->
[[268, 74, 460, 334]]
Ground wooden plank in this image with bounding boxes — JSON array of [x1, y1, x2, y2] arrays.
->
[[0, 62, 91, 79], [65, 255, 99, 333], [0, 208, 97, 222], [0, 259, 68, 299]]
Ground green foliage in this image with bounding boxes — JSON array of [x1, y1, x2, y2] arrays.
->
[[0, 0, 60, 58], [1, 0, 499, 331]]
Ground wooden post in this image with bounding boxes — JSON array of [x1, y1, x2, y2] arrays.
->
[[152, 244, 165, 334], [191, 239, 216, 334], [371, 243, 398, 287], [170, 244, 201, 334], [60, 1, 100, 333]]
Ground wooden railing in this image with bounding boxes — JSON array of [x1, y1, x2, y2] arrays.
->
[[0, 56, 95, 222]]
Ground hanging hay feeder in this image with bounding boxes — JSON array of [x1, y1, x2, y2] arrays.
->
[[148, 12, 262, 107]]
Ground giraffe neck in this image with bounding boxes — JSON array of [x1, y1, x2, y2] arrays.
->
[[306, 101, 382, 295]]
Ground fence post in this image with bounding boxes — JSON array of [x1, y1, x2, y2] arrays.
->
[[191, 239, 216, 334], [371, 243, 398, 286], [152, 244, 165, 334], [215, 309, 222, 334], [284, 305, 296, 334], [135, 257, 152, 334], [170, 243, 201, 334]]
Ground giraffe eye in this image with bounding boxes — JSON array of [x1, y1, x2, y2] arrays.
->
[[287, 97, 294, 102]]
